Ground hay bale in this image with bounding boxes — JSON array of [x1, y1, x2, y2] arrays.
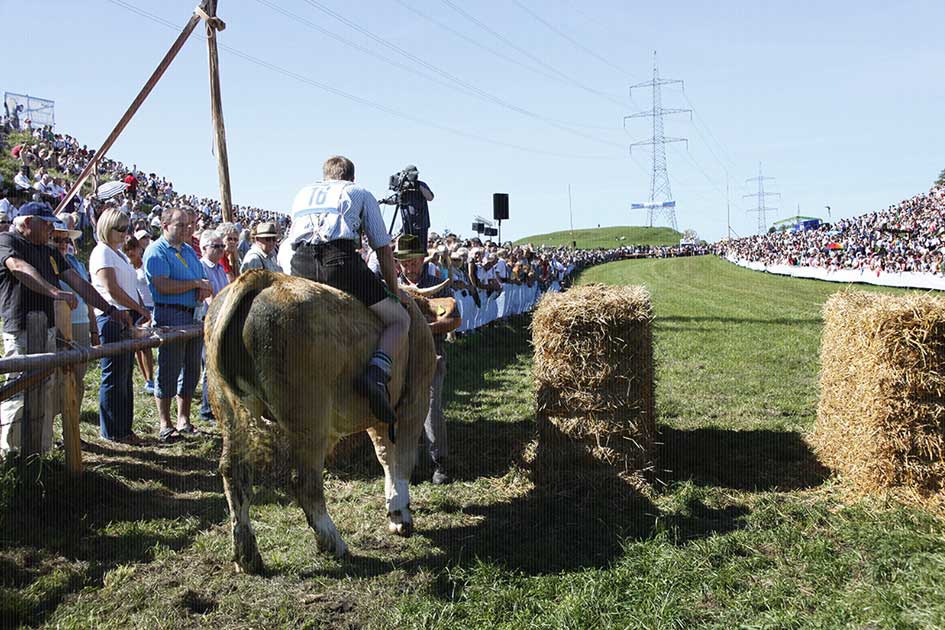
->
[[812, 290, 945, 508], [529, 284, 656, 485]]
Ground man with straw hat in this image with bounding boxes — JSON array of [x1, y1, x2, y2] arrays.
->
[[398, 233, 453, 484]]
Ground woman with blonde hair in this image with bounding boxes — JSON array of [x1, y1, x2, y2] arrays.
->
[[89, 208, 151, 444]]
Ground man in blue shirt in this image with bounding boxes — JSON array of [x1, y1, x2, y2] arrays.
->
[[143, 207, 211, 442]]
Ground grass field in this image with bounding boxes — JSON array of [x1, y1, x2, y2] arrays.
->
[[513, 225, 681, 249], [2, 255, 945, 628]]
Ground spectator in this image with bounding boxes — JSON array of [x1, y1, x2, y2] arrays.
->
[[240, 222, 281, 272], [51, 216, 97, 414], [143, 207, 212, 442], [13, 166, 31, 191], [0, 202, 130, 455], [216, 221, 241, 282], [237, 228, 251, 258], [90, 209, 151, 444], [124, 232, 155, 394], [197, 229, 230, 423], [398, 235, 451, 484]]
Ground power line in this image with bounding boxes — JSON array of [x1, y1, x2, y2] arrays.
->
[[438, 0, 632, 113], [391, 0, 629, 129], [105, 0, 623, 161], [287, 0, 626, 149], [509, 0, 635, 80]]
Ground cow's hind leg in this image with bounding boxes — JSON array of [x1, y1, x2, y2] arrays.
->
[[290, 435, 349, 558], [220, 445, 264, 574]]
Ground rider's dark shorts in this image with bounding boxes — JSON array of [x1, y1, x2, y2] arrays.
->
[[290, 239, 389, 307]]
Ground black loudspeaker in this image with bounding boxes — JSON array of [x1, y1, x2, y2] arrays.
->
[[484, 227, 498, 237], [493, 193, 509, 221], [472, 221, 484, 233]]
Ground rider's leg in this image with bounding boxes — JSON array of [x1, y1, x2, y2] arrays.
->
[[356, 296, 410, 426]]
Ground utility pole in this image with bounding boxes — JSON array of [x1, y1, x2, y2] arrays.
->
[[744, 162, 780, 234], [625, 51, 690, 232], [201, 0, 233, 224], [568, 183, 574, 245]]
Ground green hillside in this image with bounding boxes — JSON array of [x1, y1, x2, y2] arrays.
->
[[514, 225, 681, 249]]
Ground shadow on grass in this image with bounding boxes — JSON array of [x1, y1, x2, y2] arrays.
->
[[328, 419, 534, 483], [657, 426, 829, 491], [0, 440, 229, 627]]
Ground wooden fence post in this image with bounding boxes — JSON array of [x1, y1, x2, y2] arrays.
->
[[22, 311, 47, 457], [54, 301, 83, 476]]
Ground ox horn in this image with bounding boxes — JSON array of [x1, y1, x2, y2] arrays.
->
[[408, 278, 452, 297]]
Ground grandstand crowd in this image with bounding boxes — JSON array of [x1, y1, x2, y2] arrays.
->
[[716, 186, 945, 275], [0, 116, 709, 452], [0, 117, 706, 310]]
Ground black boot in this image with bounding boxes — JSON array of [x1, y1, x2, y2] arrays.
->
[[355, 364, 398, 429]]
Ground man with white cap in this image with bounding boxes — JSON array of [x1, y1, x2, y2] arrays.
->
[[0, 202, 131, 456]]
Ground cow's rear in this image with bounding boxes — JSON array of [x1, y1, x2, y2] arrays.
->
[[204, 270, 436, 571]]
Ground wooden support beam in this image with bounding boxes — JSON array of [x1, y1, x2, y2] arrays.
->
[[0, 325, 204, 376], [54, 302, 83, 476], [203, 0, 235, 224], [55, 9, 204, 215]]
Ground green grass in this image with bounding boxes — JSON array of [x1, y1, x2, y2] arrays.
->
[[514, 225, 681, 249], [2, 255, 945, 628]]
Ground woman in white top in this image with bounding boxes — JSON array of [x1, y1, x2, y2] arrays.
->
[[89, 209, 151, 444]]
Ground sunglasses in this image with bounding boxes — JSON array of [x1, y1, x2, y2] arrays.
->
[[207, 244, 225, 249], [112, 225, 130, 233], [257, 236, 277, 242], [51, 237, 71, 244]]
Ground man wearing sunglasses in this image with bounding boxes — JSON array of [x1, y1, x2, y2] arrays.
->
[[0, 202, 132, 456]]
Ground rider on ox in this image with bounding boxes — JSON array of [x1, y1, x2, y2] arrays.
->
[[278, 155, 408, 431]]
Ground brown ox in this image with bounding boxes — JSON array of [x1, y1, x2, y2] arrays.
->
[[204, 270, 448, 573]]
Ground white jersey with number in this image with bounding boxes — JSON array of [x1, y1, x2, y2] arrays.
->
[[278, 179, 391, 273]]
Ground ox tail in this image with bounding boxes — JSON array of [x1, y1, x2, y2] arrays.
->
[[205, 270, 278, 469]]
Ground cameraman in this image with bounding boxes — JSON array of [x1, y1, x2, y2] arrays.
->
[[386, 165, 434, 249]]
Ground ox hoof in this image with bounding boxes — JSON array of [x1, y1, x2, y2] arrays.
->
[[388, 512, 414, 538], [233, 550, 264, 575]]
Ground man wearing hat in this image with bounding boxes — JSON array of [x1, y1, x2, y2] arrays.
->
[[0, 202, 131, 455], [398, 234, 453, 484], [279, 155, 407, 430], [240, 222, 281, 273]]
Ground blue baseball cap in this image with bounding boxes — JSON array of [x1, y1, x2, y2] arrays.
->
[[16, 201, 57, 222]]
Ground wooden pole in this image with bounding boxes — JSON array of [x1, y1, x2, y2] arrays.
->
[[54, 9, 204, 215], [0, 325, 204, 375], [203, 0, 234, 225], [54, 302, 83, 476], [22, 312, 47, 456]]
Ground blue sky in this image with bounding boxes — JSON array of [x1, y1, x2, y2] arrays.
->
[[5, 0, 943, 242]]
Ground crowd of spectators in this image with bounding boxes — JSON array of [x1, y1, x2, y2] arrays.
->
[[715, 186, 945, 275], [0, 116, 711, 450]]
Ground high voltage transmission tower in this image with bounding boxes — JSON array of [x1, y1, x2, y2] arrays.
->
[[625, 51, 690, 232], [744, 162, 780, 234]]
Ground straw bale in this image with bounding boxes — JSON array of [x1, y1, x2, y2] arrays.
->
[[812, 290, 945, 507], [533, 284, 655, 420], [529, 284, 656, 486]]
